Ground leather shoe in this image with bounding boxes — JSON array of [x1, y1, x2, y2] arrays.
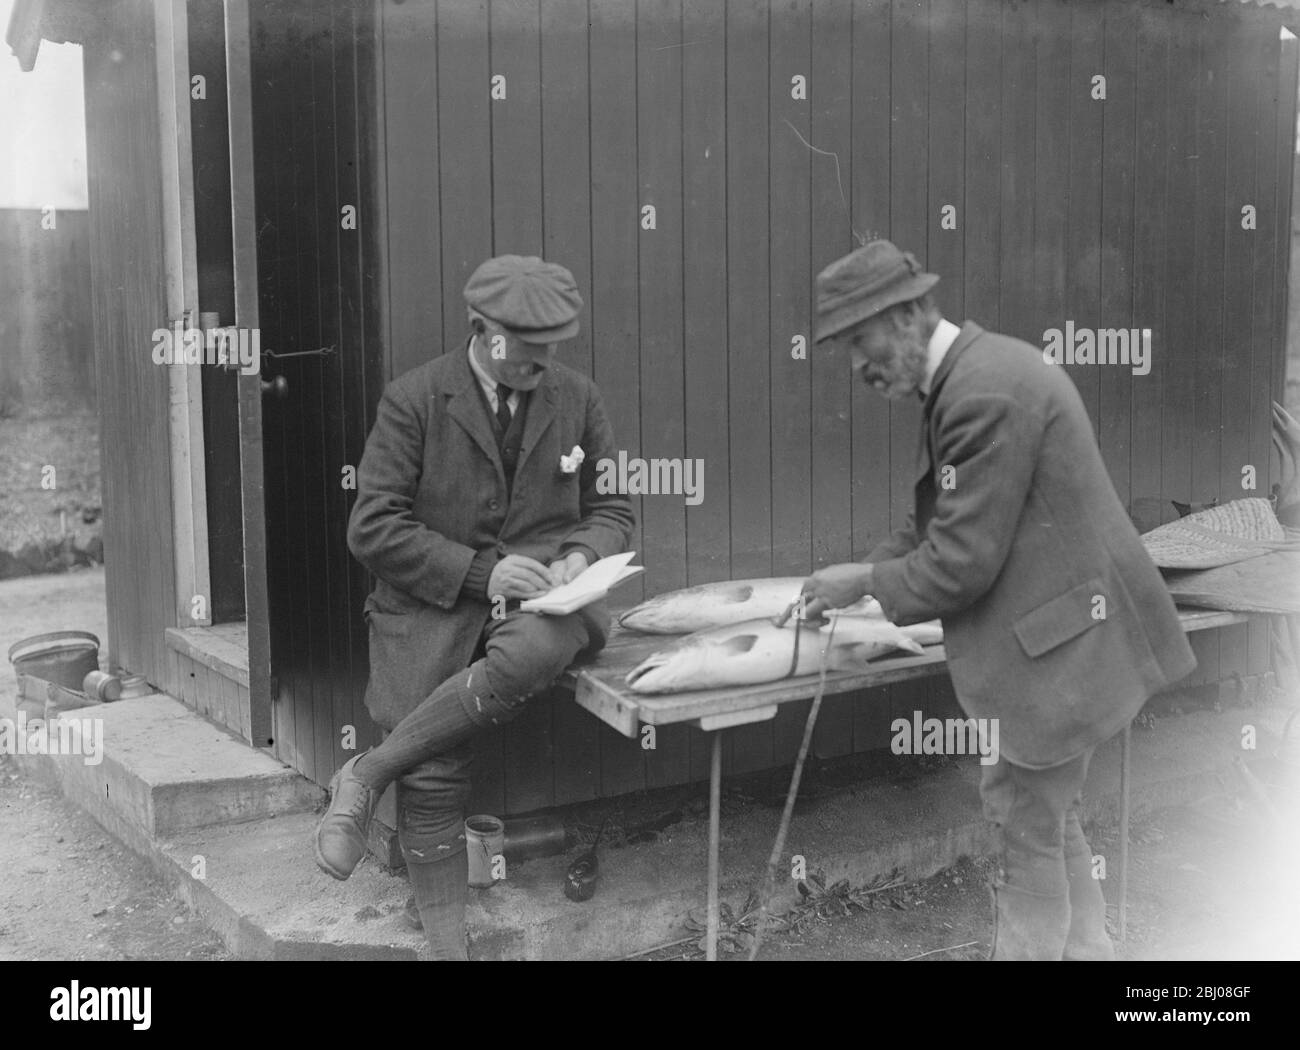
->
[[314, 753, 380, 880]]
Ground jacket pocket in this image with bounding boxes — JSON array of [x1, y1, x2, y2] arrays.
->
[[1012, 576, 1105, 658]]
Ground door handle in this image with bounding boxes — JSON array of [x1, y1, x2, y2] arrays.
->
[[261, 375, 288, 399]]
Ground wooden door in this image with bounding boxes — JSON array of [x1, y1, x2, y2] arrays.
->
[[224, 0, 273, 748]]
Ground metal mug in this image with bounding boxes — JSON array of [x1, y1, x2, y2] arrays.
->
[[83, 670, 122, 702], [464, 814, 506, 888]]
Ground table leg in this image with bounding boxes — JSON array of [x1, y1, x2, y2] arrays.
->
[[707, 730, 722, 961], [1118, 722, 1131, 943]]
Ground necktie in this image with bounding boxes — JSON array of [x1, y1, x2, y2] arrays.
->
[[495, 383, 513, 431]]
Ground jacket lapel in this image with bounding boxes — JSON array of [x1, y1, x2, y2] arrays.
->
[[445, 343, 506, 484], [914, 421, 932, 485]]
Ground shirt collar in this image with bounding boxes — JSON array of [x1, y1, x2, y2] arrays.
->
[[467, 336, 518, 409], [920, 318, 960, 397]]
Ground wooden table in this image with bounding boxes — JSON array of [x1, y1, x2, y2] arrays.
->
[[563, 607, 1254, 959]]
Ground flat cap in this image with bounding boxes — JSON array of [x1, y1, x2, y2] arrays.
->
[[463, 255, 583, 343], [814, 240, 939, 342]]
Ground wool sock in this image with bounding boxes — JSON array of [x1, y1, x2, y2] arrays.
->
[[354, 661, 491, 791], [406, 849, 469, 961]]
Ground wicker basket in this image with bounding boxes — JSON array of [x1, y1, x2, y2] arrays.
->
[[1141, 498, 1290, 569], [1165, 550, 1300, 615]]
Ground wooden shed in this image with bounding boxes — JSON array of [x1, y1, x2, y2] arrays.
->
[[8, 0, 1299, 817]]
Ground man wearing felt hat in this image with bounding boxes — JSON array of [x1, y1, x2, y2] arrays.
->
[[315, 255, 634, 959], [793, 239, 1196, 960]]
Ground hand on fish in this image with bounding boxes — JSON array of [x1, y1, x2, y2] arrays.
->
[[794, 563, 876, 624]]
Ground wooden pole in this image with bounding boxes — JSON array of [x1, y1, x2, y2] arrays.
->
[[706, 731, 722, 961], [1118, 723, 1131, 942]]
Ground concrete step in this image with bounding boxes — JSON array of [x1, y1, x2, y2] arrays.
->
[[1, 690, 323, 858]]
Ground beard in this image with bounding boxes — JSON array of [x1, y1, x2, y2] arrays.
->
[[868, 333, 928, 399]]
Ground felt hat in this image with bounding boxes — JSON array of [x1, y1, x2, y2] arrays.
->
[[814, 240, 940, 343], [463, 255, 583, 343]]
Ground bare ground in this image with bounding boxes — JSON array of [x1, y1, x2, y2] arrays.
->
[[634, 743, 1300, 962], [0, 752, 230, 961]]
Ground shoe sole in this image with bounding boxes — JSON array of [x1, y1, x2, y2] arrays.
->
[[314, 770, 359, 881]]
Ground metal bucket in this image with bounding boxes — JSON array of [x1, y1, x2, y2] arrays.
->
[[45, 682, 102, 721], [8, 632, 100, 690], [83, 670, 122, 702]]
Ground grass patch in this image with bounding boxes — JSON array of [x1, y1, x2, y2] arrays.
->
[[0, 412, 101, 567]]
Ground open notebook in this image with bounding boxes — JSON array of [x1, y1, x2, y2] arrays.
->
[[519, 551, 644, 615]]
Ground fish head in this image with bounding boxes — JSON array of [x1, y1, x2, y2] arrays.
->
[[625, 631, 761, 693]]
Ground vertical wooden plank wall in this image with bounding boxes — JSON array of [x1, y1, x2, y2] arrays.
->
[[1161, 8, 1198, 538], [809, 0, 857, 761], [848, 0, 895, 758], [1219, 13, 1261, 691], [884, 0, 932, 751], [1249, 27, 1290, 684], [1189, 7, 1230, 693], [1099, 2, 1137, 507], [1276, 37, 1300, 411], [1065, 2, 1103, 433], [768, 0, 813, 766], [262, 0, 1300, 808], [636, 0, 693, 788], [82, 0, 178, 694], [997, 0, 1036, 351], [586, 0, 649, 799], [681, 0, 732, 781], [542, 0, 603, 804], [722, 0, 776, 776], [1131, 6, 1169, 540]]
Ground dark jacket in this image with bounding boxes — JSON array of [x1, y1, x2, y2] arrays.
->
[[867, 322, 1196, 767], [347, 344, 635, 729]]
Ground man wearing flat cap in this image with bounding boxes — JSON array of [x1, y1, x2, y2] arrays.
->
[[795, 239, 1195, 960], [315, 255, 634, 959]]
